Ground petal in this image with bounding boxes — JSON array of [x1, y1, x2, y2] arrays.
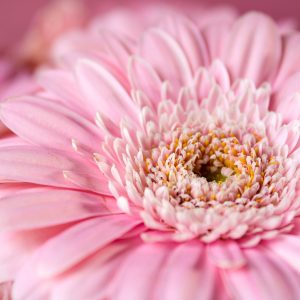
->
[[264, 234, 300, 274], [275, 93, 300, 123], [47, 241, 134, 300], [223, 247, 300, 300], [0, 183, 36, 199], [202, 21, 231, 61], [207, 240, 246, 269], [36, 215, 141, 277], [275, 33, 300, 87], [272, 71, 300, 111], [194, 68, 215, 101], [0, 226, 67, 281], [97, 29, 132, 70], [0, 96, 102, 153], [63, 168, 111, 195], [0, 146, 100, 191], [160, 14, 209, 71], [36, 69, 91, 119], [112, 243, 170, 300], [128, 56, 162, 109], [0, 135, 29, 148], [139, 28, 193, 90], [154, 242, 216, 300], [76, 58, 139, 125], [0, 188, 111, 231], [223, 12, 281, 85], [210, 59, 231, 91]]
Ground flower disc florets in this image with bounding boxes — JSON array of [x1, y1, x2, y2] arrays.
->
[[146, 126, 279, 210]]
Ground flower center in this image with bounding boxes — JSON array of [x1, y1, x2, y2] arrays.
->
[[144, 126, 282, 210], [196, 164, 227, 183]]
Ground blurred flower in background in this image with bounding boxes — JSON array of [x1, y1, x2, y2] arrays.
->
[[14, 0, 88, 69]]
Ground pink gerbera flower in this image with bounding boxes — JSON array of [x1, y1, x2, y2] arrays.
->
[[1, 8, 300, 300]]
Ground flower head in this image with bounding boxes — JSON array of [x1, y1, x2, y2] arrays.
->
[[1, 7, 300, 300]]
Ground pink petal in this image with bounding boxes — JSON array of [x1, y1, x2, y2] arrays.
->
[[0, 226, 67, 281], [265, 234, 300, 274], [202, 21, 231, 61], [275, 33, 300, 87], [0, 146, 99, 190], [50, 241, 134, 300], [209, 60, 231, 91], [111, 243, 170, 300], [0, 96, 102, 153], [223, 247, 300, 300], [97, 30, 132, 70], [0, 188, 111, 231], [160, 14, 209, 72], [154, 242, 216, 300], [62, 170, 111, 195], [36, 215, 141, 277], [36, 69, 91, 119], [76, 58, 139, 125], [194, 68, 215, 101], [223, 12, 281, 85], [275, 93, 300, 123], [208, 240, 246, 269], [262, 247, 300, 298], [272, 71, 300, 111], [0, 135, 29, 148], [139, 28, 193, 91], [0, 183, 36, 199], [128, 56, 162, 109]]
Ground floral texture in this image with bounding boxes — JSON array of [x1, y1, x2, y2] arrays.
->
[[1, 7, 300, 300]]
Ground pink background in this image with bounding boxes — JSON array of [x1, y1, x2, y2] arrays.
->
[[0, 0, 299, 51]]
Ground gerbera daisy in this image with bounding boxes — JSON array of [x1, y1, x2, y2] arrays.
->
[[1, 8, 300, 300]]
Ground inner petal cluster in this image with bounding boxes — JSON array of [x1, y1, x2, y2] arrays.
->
[[144, 126, 282, 211]]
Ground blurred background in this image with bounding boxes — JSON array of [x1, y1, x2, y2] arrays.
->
[[0, 0, 299, 52]]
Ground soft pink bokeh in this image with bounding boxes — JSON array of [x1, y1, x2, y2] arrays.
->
[[0, 0, 299, 51]]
